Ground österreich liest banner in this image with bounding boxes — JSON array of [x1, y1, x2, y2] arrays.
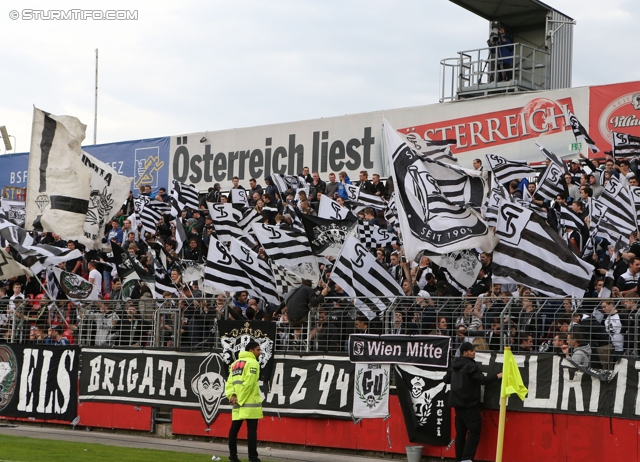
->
[[79, 349, 354, 423], [0, 344, 79, 421], [349, 334, 451, 368]]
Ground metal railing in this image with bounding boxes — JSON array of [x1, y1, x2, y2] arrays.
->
[[2, 295, 638, 370], [440, 42, 550, 102]]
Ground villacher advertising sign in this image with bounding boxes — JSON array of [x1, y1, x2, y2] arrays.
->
[[348, 334, 451, 368]]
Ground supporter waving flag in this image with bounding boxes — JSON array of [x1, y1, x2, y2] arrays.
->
[[300, 213, 357, 257], [492, 200, 593, 298], [612, 131, 640, 158], [385, 118, 496, 261], [171, 179, 200, 211], [568, 110, 599, 154], [139, 200, 171, 235], [207, 202, 243, 242], [486, 154, 535, 186], [331, 234, 404, 320], [533, 161, 566, 202], [596, 175, 637, 238], [403, 131, 458, 164], [357, 219, 398, 249], [204, 236, 252, 293], [318, 195, 352, 220], [251, 222, 320, 283], [229, 238, 280, 304]]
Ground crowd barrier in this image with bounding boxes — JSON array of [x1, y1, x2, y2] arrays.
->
[[2, 291, 640, 462], [2, 294, 639, 371]]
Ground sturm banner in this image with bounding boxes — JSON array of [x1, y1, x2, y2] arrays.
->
[[218, 321, 276, 384], [352, 363, 390, 419], [477, 351, 640, 419], [79, 349, 354, 423], [0, 344, 79, 422], [349, 334, 451, 368], [395, 364, 450, 446]]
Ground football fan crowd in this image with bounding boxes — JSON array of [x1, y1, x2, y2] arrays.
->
[[0, 158, 639, 372]]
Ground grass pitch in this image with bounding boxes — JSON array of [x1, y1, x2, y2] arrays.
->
[[0, 434, 239, 461]]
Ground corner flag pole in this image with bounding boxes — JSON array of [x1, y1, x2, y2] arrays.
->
[[496, 346, 528, 462], [495, 382, 508, 462]]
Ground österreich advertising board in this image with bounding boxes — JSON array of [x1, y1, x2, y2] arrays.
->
[[169, 84, 599, 191], [4, 81, 640, 194]]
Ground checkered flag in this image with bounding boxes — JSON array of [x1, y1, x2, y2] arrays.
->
[[270, 261, 302, 296], [358, 219, 397, 249]]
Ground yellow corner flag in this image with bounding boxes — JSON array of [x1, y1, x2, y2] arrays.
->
[[501, 348, 528, 400]]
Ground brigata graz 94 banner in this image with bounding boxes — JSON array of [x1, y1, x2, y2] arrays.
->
[[349, 334, 451, 368], [79, 349, 354, 425], [0, 344, 79, 421]]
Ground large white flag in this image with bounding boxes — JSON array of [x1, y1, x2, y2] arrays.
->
[[352, 363, 390, 419], [80, 151, 133, 249], [384, 119, 497, 261], [26, 108, 92, 236], [25, 108, 132, 249], [0, 248, 33, 279]]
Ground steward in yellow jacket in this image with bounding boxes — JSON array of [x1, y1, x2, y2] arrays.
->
[[225, 341, 263, 462]]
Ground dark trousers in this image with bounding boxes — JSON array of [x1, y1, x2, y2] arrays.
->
[[228, 418, 259, 461], [454, 407, 481, 461]]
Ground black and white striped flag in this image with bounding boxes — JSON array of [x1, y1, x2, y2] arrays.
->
[[568, 110, 599, 154], [171, 180, 200, 211], [229, 238, 279, 304], [533, 162, 566, 202], [421, 157, 487, 208], [597, 175, 636, 238], [230, 189, 249, 206], [238, 208, 264, 233], [486, 154, 535, 186], [629, 186, 640, 223], [331, 234, 404, 320], [536, 142, 569, 174], [318, 195, 351, 220], [251, 222, 320, 283], [271, 173, 307, 197], [357, 219, 398, 249], [483, 187, 504, 227], [204, 237, 252, 293], [351, 189, 386, 210], [140, 200, 171, 235], [207, 203, 243, 242], [612, 131, 640, 158], [404, 132, 458, 164], [560, 206, 588, 236], [384, 193, 399, 230], [492, 200, 594, 297]]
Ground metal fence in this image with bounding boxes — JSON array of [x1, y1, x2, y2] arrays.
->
[[1, 295, 637, 369], [439, 42, 549, 102]]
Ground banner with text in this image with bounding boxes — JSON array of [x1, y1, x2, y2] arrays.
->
[[79, 349, 354, 424], [349, 334, 451, 368], [477, 352, 640, 420], [0, 344, 79, 421]]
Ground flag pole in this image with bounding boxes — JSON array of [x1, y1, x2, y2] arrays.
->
[[495, 346, 510, 462], [495, 394, 508, 462]]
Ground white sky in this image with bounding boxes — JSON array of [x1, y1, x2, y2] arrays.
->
[[0, 0, 638, 153]]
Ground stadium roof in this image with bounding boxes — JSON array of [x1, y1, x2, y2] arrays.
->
[[448, 0, 573, 29]]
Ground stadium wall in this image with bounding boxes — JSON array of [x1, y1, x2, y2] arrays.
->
[[3, 81, 640, 195]]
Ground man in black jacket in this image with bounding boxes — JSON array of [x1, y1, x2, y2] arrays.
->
[[443, 342, 502, 462]]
